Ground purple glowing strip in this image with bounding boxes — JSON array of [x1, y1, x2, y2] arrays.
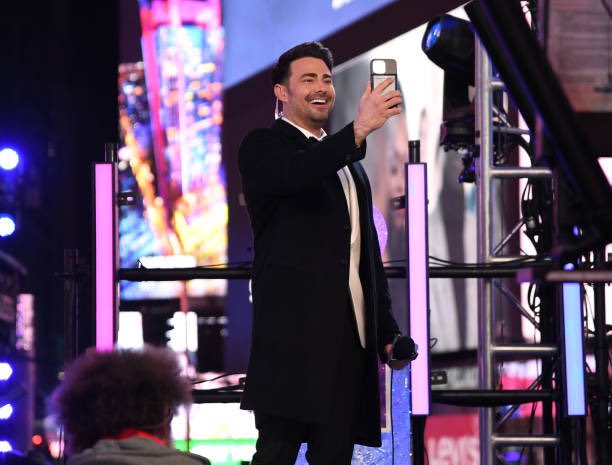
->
[[94, 163, 115, 350], [406, 163, 430, 415], [562, 282, 586, 415]]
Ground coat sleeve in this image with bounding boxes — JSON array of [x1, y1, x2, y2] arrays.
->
[[239, 122, 365, 196]]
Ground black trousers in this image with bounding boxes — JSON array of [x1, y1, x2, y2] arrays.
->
[[250, 302, 366, 465]]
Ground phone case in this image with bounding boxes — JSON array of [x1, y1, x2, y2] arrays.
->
[[370, 58, 397, 93]]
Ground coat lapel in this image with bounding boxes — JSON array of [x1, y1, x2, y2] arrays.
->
[[348, 162, 371, 221]]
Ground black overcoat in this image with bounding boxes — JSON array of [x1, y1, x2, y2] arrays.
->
[[238, 118, 400, 446]]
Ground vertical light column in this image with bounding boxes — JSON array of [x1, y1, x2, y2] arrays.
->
[[406, 162, 430, 415], [562, 281, 586, 416], [94, 163, 117, 350]]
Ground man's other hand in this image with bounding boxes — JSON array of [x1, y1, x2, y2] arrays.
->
[[384, 343, 411, 370]]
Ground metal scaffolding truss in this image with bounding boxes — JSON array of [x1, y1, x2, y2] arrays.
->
[[463, 2, 612, 465], [473, 37, 562, 465], [465, 0, 612, 462]]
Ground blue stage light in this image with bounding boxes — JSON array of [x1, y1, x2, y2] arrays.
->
[[0, 215, 16, 238], [504, 450, 521, 463], [0, 363, 12, 382], [0, 361, 20, 453], [0, 148, 19, 171], [421, 14, 475, 84], [0, 441, 12, 452], [0, 404, 13, 421], [422, 14, 476, 155], [423, 21, 442, 51]]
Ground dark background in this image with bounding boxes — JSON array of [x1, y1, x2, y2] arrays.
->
[[0, 1, 119, 416]]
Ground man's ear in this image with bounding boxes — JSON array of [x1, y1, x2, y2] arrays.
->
[[274, 84, 288, 102]]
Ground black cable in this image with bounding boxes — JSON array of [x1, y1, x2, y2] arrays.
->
[[385, 254, 552, 268], [530, 284, 541, 324], [382, 259, 406, 265], [518, 399, 539, 465], [428, 255, 550, 267], [195, 261, 253, 269], [190, 372, 241, 385], [192, 384, 243, 393], [515, 134, 534, 160], [583, 283, 596, 338]]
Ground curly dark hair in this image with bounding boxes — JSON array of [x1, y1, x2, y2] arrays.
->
[[272, 41, 334, 85], [50, 345, 192, 454]]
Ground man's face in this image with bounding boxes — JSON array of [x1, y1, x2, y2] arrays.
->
[[276, 56, 335, 134]]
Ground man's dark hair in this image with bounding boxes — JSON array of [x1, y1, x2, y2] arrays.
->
[[272, 41, 334, 85], [50, 346, 192, 454]]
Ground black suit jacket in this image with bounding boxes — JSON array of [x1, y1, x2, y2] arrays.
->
[[238, 118, 400, 446]]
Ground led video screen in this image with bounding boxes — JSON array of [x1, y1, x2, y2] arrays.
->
[[118, 0, 227, 300], [223, 0, 397, 88]]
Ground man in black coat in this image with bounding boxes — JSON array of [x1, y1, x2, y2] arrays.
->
[[238, 41, 409, 465]]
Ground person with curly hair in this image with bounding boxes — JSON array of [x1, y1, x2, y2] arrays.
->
[[50, 345, 210, 465]]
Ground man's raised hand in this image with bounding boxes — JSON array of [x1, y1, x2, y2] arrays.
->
[[353, 77, 402, 147]]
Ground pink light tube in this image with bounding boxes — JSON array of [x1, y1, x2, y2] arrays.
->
[[406, 163, 430, 415], [94, 163, 117, 350]]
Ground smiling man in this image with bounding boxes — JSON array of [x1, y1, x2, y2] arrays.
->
[[274, 55, 335, 135], [238, 41, 408, 465]]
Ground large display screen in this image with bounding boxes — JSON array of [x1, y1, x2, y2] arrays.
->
[[118, 0, 227, 300], [223, 0, 397, 88]]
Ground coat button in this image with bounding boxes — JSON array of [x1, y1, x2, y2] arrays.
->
[[340, 258, 348, 265]]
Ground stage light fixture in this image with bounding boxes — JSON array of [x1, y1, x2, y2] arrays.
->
[[0, 363, 12, 381], [422, 14, 475, 85], [422, 15, 478, 182], [423, 21, 442, 50], [0, 148, 19, 172], [0, 404, 13, 421], [0, 361, 15, 452], [0, 214, 16, 238]]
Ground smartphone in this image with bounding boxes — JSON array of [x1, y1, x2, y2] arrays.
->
[[370, 58, 397, 94]]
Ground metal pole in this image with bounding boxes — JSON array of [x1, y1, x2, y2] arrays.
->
[[592, 248, 610, 465], [475, 37, 496, 465], [62, 248, 79, 364]]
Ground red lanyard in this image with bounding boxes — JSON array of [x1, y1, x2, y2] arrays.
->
[[106, 429, 166, 446]]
